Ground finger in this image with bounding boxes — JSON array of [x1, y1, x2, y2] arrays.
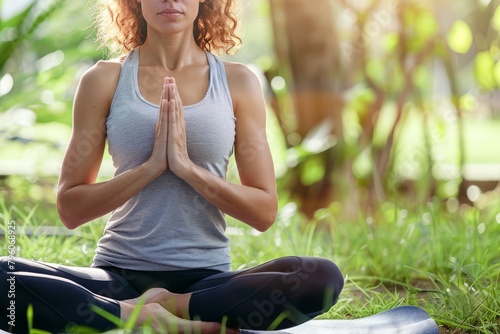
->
[[164, 76, 173, 93], [156, 90, 166, 136], [172, 82, 183, 111], [159, 84, 166, 115], [158, 87, 168, 136], [168, 99, 176, 128], [159, 99, 169, 139], [166, 80, 172, 102], [163, 99, 169, 143], [169, 78, 180, 100], [162, 99, 169, 122], [169, 82, 176, 103]]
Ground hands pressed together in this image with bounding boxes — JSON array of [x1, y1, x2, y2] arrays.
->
[[149, 77, 192, 179]]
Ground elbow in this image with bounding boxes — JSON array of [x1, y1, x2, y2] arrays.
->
[[60, 217, 82, 230], [56, 195, 85, 230], [57, 207, 82, 230], [255, 218, 275, 232], [254, 203, 278, 233]]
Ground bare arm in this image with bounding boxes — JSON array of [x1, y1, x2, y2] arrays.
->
[[166, 65, 278, 232], [57, 63, 170, 229]]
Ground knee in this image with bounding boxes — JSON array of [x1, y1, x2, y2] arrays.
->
[[316, 258, 344, 302], [300, 257, 344, 303]]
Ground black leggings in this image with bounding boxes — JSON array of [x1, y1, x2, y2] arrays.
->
[[0, 256, 344, 333]]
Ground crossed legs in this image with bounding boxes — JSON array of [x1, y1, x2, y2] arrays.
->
[[0, 258, 234, 333], [1, 256, 344, 332], [127, 256, 345, 330]]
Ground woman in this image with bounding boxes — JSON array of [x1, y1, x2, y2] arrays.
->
[[0, 0, 344, 332]]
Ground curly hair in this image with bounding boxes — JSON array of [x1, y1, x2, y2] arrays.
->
[[93, 0, 241, 56]]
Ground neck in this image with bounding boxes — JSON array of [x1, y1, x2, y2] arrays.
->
[[140, 28, 205, 70]]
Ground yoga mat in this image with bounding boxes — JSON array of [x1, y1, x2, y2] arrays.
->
[[240, 306, 439, 334]]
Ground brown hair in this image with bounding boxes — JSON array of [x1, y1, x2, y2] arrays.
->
[[93, 0, 241, 56]]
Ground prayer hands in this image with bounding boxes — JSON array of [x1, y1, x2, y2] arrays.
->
[[148, 77, 191, 179], [164, 77, 191, 178], [148, 79, 170, 175]]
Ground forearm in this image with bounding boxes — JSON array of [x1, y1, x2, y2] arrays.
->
[[57, 162, 159, 229], [181, 164, 277, 232]]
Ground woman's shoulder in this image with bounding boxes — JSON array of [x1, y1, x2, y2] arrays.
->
[[223, 61, 262, 96], [223, 61, 256, 81], [73, 55, 129, 116], [82, 57, 123, 83], [77, 56, 127, 99], [223, 60, 267, 119]]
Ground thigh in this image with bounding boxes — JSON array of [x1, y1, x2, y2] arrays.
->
[[0, 267, 120, 333], [185, 256, 305, 292], [102, 266, 221, 294], [0, 256, 139, 299], [187, 256, 344, 330]]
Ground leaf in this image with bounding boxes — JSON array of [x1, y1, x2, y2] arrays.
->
[[408, 9, 438, 52], [494, 61, 500, 87], [492, 5, 500, 31], [0, 0, 68, 72], [0, 2, 34, 29], [123, 298, 146, 330], [415, 10, 438, 39], [474, 51, 496, 91], [27, 304, 34, 332], [413, 65, 432, 92], [366, 58, 386, 88], [459, 93, 477, 113], [353, 148, 373, 179], [90, 305, 124, 328], [0, 3, 36, 68], [382, 33, 399, 53], [447, 20, 473, 54], [300, 156, 325, 186]]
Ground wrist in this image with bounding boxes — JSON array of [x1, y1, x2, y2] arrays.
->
[[142, 160, 165, 179], [175, 160, 196, 181]]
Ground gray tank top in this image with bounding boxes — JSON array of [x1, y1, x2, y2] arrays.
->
[[92, 48, 235, 271]]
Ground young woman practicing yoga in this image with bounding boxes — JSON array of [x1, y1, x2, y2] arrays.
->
[[0, 0, 344, 332]]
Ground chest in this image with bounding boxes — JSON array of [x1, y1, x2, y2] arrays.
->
[[137, 65, 209, 107], [107, 84, 236, 171]]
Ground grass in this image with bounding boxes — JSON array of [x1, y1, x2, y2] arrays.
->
[[1, 196, 499, 333]]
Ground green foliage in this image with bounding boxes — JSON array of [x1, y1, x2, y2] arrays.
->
[[90, 305, 124, 329], [0, 0, 100, 119], [4, 198, 499, 333], [266, 0, 500, 216], [492, 5, 500, 32], [0, 1, 106, 215], [404, 7, 438, 52], [447, 20, 473, 54], [475, 51, 496, 91]]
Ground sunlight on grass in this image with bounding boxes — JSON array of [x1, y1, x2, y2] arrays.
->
[[1, 197, 499, 333]]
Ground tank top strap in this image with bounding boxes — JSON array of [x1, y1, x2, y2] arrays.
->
[[205, 52, 234, 110]]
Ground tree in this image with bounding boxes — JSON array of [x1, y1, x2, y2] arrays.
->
[[267, 0, 499, 217], [267, 0, 346, 217]]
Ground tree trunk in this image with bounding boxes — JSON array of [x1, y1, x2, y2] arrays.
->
[[268, 0, 345, 217]]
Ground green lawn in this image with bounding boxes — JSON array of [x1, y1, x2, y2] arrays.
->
[[2, 196, 499, 333]]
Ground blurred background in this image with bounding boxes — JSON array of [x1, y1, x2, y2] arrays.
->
[[2, 1, 500, 331], [1, 0, 500, 222]]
